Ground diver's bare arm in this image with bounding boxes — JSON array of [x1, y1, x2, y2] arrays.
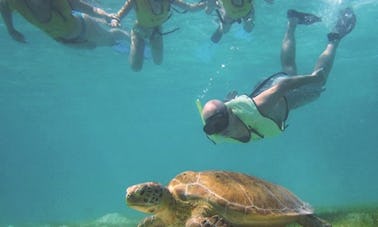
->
[[172, 0, 206, 12], [68, 0, 112, 20], [115, 0, 134, 20], [0, 0, 25, 42]]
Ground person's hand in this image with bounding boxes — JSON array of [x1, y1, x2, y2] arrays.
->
[[225, 90, 238, 101], [9, 29, 26, 43], [108, 14, 121, 27]]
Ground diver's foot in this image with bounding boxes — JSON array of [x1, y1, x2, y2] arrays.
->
[[327, 7, 356, 41], [211, 27, 223, 43], [287, 9, 321, 25]]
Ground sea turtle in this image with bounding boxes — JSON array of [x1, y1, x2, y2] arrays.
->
[[125, 170, 331, 227]]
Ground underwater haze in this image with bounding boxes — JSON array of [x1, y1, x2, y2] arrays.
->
[[0, 0, 377, 226]]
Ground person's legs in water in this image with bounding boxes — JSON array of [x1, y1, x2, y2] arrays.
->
[[242, 8, 255, 33], [150, 26, 163, 65], [211, 14, 232, 43], [130, 25, 145, 72], [211, 24, 223, 43], [80, 14, 129, 47], [313, 7, 356, 84], [280, 10, 321, 109], [281, 8, 355, 109], [281, 10, 321, 76]]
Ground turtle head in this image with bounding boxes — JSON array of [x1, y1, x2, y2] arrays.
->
[[126, 182, 172, 214]]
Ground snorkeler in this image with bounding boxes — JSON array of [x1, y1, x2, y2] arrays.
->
[[199, 8, 356, 144], [0, 0, 129, 48], [110, 0, 206, 72], [206, 0, 273, 43]]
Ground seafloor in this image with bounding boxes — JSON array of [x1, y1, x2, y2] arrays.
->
[[8, 206, 378, 227]]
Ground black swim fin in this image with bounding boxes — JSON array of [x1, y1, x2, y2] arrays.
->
[[287, 9, 322, 25]]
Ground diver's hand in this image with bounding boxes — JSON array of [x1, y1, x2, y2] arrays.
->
[[225, 90, 238, 101], [9, 29, 26, 43], [108, 14, 121, 27]]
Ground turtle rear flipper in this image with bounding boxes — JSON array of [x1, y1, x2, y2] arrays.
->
[[297, 214, 332, 227]]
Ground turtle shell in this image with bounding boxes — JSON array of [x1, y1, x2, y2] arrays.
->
[[168, 170, 313, 225]]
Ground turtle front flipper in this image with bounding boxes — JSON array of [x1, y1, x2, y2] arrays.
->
[[297, 214, 332, 227], [138, 216, 165, 227], [186, 215, 232, 227]]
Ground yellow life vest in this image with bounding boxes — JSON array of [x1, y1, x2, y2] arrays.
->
[[7, 0, 76, 38], [225, 95, 284, 141], [134, 0, 170, 28], [219, 0, 252, 19]]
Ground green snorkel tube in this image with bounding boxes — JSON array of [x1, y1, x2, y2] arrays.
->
[[196, 99, 205, 125]]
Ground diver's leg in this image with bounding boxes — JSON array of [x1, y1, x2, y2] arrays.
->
[[312, 40, 339, 85], [211, 24, 223, 43], [313, 7, 356, 84], [221, 19, 232, 33], [150, 27, 163, 65], [281, 10, 322, 75], [285, 8, 355, 109], [211, 19, 232, 43], [130, 26, 145, 72], [242, 8, 255, 33], [280, 15, 298, 76]]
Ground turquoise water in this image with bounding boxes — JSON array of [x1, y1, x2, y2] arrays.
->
[[0, 0, 377, 226]]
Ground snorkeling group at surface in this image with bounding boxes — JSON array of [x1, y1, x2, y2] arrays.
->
[[1, 0, 272, 71], [0, 0, 357, 144]]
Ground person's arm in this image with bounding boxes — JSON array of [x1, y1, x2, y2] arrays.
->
[[68, 0, 114, 22], [110, 0, 134, 27], [0, 0, 26, 42], [172, 0, 206, 12]]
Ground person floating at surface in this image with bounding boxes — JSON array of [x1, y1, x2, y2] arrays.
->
[[199, 8, 356, 144], [0, 0, 129, 48], [111, 0, 206, 72], [206, 0, 273, 43]]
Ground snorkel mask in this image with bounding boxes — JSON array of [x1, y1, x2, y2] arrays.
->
[[203, 107, 229, 135]]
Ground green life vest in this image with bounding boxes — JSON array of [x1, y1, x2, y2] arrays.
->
[[209, 95, 285, 144], [134, 0, 170, 28], [7, 0, 76, 38], [219, 0, 252, 19]]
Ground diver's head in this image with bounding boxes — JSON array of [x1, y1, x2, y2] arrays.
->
[[202, 100, 229, 135]]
